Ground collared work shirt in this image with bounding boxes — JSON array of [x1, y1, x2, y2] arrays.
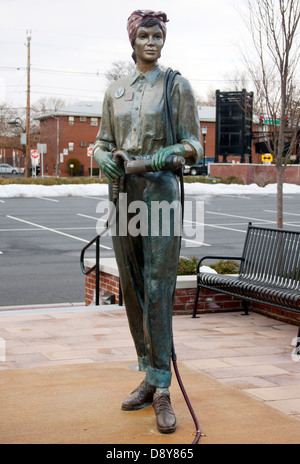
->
[[94, 65, 202, 162]]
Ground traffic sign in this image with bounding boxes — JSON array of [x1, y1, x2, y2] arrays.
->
[[87, 147, 94, 157], [262, 154, 273, 162], [264, 119, 280, 126], [31, 150, 39, 159]]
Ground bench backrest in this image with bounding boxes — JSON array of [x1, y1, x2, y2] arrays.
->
[[240, 224, 300, 290]]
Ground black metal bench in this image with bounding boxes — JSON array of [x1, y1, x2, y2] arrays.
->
[[193, 223, 300, 346]]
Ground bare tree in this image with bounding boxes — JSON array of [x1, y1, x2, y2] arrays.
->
[[105, 61, 136, 85], [31, 97, 66, 115], [243, 0, 300, 228], [0, 104, 23, 136]]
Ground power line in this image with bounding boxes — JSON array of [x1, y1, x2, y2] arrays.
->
[[0, 66, 104, 76]]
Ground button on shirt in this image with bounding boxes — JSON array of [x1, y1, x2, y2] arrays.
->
[[94, 65, 202, 160]]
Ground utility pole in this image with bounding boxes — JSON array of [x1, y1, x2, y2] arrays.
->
[[25, 31, 31, 178]]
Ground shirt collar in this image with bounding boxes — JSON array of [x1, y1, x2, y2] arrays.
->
[[130, 65, 163, 87]]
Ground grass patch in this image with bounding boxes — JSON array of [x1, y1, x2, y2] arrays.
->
[[0, 176, 109, 186]]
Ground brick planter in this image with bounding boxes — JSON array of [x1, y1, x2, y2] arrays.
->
[[84, 258, 300, 326], [84, 258, 243, 316]]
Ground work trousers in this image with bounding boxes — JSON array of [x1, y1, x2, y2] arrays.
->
[[110, 170, 181, 387]]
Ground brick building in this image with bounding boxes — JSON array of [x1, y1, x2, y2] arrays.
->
[[36, 101, 102, 177]]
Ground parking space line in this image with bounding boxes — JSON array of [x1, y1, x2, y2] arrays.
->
[[77, 213, 106, 223], [6, 215, 112, 250], [185, 218, 246, 234], [206, 211, 276, 225], [182, 238, 211, 247], [0, 200, 5, 203], [34, 197, 60, 203], [264, 210, 300, 217], [0, 227, 96, 232]]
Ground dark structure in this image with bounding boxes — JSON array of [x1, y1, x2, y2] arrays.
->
[[215, 89, 254, 163]]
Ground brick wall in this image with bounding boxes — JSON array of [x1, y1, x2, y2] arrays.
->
[[85, 267, 243, 316], [85, 266, 300, 326], [173, 288, 243, 315], [250, 302, 300, 326], [210, 164, 300, 186], [85, 270, 121, 306]]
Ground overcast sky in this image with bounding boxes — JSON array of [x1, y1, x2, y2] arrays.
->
[[0, 0, 251, 109]]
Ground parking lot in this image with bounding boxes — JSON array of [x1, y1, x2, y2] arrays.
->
[[0, 192, 299, 307]]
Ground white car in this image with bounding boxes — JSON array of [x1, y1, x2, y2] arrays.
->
[[0, 164, 20, 175]]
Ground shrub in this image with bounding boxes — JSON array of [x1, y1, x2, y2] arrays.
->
[[210, 260, 240, 274], [177, 256, 198, 275], [184, 176, 211, 184], [177, 257, 240, 275], [220, 176, 244, 185]]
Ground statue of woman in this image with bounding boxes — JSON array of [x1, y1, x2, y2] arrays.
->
[[94, 9, 202, 434]]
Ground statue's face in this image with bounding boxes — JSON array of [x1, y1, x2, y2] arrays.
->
[[133, 25, 164, 65]]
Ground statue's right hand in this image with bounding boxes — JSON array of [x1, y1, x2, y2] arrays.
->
[[94, 150, 123, 182]]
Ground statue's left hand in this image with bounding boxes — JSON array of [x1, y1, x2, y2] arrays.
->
[[151, 144, 185, 171]]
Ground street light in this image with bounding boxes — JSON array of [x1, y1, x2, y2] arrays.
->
[[201, 125, 207, 175], [8, 118, 25, 132]]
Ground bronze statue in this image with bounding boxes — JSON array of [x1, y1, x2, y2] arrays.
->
[[94, 9, 202, 434]]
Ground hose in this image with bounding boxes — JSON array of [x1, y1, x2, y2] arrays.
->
[[171, 344, 202, 445]]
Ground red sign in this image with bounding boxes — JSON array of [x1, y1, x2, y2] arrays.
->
[[87, 147, 93, 157], [31, 150, 39, 159]]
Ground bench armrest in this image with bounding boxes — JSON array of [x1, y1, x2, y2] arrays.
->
[[196, 256, 244, 273]]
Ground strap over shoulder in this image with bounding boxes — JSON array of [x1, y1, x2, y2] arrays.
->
[[164, 68, 181, 146]]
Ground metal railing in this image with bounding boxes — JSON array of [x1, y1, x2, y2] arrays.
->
[[80, 235, 101, 306], [80, 234, 123, 307]]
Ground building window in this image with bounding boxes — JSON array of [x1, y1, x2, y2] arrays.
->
[[91, 117, 98, 126], [80, 117, 87, 122], [68, 142, 74, 152], [69, 116, 75, 126], [80, 141, 87, 147]]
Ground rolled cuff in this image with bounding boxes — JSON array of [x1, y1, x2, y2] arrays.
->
[[93, 140, 116, 155], [146, 366, 172, 388]]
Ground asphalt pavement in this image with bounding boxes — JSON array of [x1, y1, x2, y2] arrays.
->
[[0, 192, 299, 306]]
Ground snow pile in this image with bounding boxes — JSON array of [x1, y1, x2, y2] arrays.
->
[[0, 182, 299, 198], [199, 265, 218, 274], [0, 183, 109, 198]]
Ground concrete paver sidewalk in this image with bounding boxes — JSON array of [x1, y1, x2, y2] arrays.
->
[[0, 304, 299, 421]]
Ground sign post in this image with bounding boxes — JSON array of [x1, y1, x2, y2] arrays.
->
[[37, 143, 47, 178], [31, 149, 39, 177], [87, 146, 94, 177]]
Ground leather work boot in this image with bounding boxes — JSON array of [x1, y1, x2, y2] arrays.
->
[[152, 392, 176, 434], [121, 380, 156, 411]]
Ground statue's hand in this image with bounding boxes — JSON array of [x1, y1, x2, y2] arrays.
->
[[151, 144, 185, 171], [94, 149, 123, 182]]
